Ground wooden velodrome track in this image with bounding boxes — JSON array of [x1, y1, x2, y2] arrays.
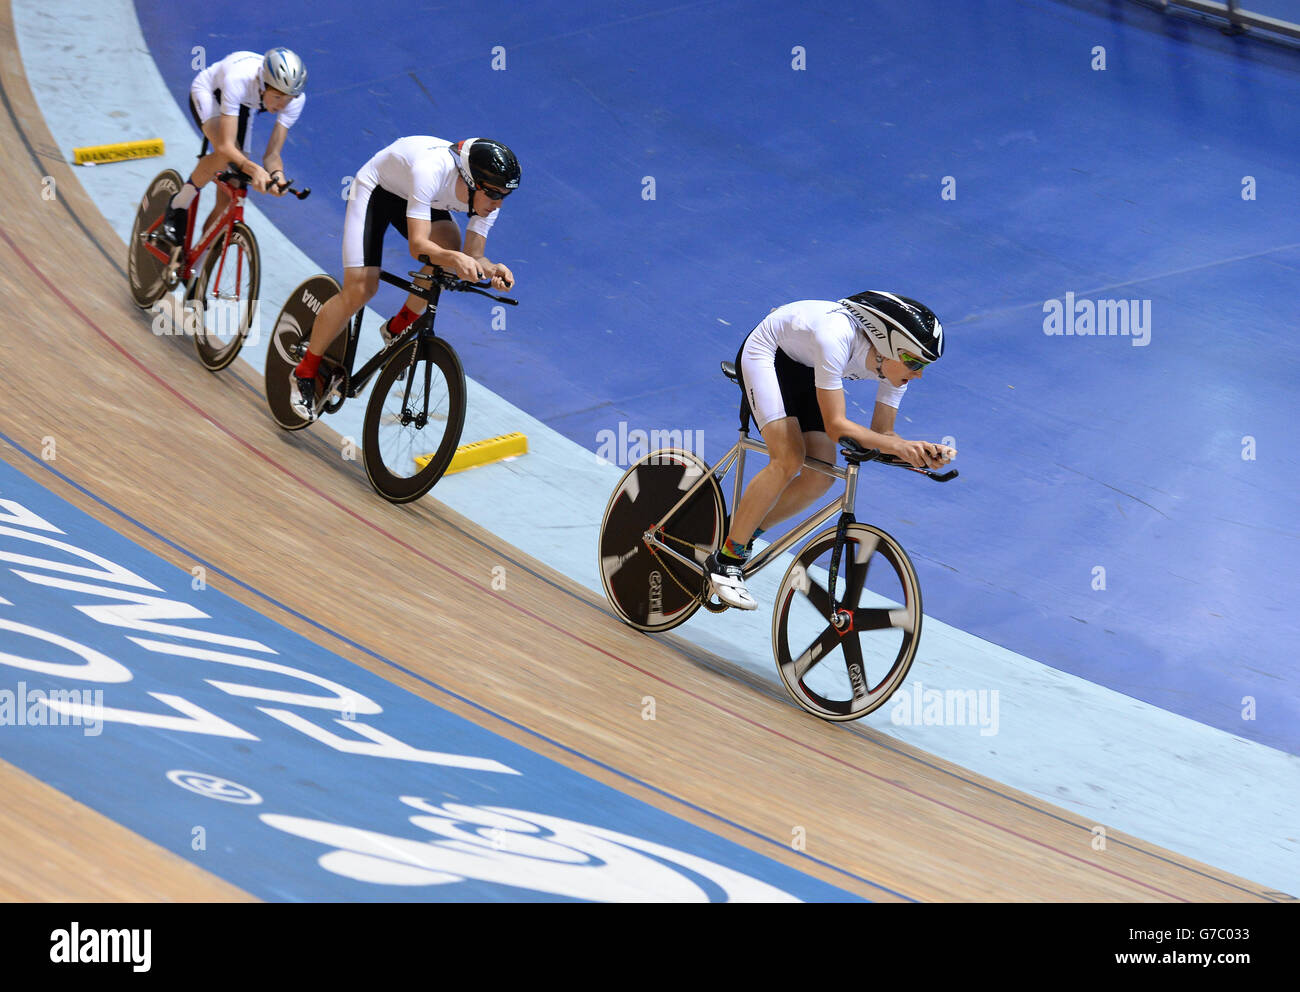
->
[[0, 12, 1277, 903]]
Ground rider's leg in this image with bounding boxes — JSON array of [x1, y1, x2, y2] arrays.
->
[[754, 430, 836, 531], [724, 417, 808, 551], [702, 415, 806, 611], [289, 266, 378, 418], [302, 266, 381, 362], [161, 115, 236, 245], [199, 182, 231, 242]]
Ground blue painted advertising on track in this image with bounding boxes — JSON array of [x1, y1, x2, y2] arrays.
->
[[0, 451, 862, 901], [134, 0, 1300, 753]]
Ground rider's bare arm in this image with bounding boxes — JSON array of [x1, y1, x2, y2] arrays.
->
[[262, 123, 290, 194], [214, 115, 270, 191], [817, 388, 952, 468], [406, 217, 482, 282], [464, 232, 513, 289], [870, 400, 900, 437]]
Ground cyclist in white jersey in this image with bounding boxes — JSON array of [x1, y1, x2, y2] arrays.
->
[[155, 48, 308, 248], [289, 135, 519, 419], [704, 293, 956, 610]]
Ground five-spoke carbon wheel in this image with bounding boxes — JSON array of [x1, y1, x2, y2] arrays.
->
[[772, 523, 921, 721]]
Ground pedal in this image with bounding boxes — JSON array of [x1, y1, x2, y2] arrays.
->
[[320, 370, 347, 415], [700, 578, 729, 614], [162, 259, 182, 290]]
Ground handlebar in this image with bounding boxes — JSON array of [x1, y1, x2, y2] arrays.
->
[[215, 169, 312, 200], [413, 255, 518, 305], [839, 437, 958, 482]]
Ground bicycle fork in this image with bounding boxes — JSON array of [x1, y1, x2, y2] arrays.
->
[[394, 336, 436, 427]]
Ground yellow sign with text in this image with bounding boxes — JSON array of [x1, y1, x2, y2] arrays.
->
[[73, 139, 165, 165]]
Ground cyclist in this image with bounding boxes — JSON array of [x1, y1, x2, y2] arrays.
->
[[288, 135, 519, 420], [704, 292, 955, 610], [154, 47, 307, 249]]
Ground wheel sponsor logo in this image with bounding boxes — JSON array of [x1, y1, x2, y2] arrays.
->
[[260, 797, 801, 902], [272, 312, 304, 364], [300, 289, 325, 314], [847, 662, 866, 700], [167, 769, 263, 804], [648, 570, 662, 615], [153, 177, 179, 197]]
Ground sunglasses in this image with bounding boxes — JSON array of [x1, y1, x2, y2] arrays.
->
[[474, 183, 511, 201], [898, 350, 929, 372]]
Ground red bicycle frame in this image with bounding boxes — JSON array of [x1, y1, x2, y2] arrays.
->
[[140, 173, 248, 287]]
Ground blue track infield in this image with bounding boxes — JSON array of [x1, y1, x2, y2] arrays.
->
[[0, 439, 868, 902], [135, 0, 1299, 753]]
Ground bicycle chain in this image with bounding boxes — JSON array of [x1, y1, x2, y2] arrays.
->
[[645, 529, 727, 611]]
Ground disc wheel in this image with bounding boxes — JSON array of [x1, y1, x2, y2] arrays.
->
[[361, 337, 467, 503], [265, 274, 344, 430], [598, 449, 726, 632], [127, 168, 184, 310], [772, 523, 922, 721], [191, 221, 260, 371]]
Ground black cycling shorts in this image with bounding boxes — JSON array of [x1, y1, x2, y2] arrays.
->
[[359, 187, 453, 269], [733, 339, 826, 434]]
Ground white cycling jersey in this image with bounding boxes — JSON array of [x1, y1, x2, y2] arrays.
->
[[741, 300, 907, 430], [354, 135, 499, 239], [190, 51, 305, 149]]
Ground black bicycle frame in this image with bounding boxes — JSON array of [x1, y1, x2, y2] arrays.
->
[[336, 269, 444, 403]]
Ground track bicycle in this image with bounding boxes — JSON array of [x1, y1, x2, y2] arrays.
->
[[598, 360, 958, 722], [127, 166, 310, 371], [264, 258, 518, 503]]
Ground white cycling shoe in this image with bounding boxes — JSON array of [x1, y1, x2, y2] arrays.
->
[[704, 552, 758, 610]]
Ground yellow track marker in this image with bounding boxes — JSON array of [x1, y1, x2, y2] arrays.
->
[[415, 431, 528, 475], [73, 138, 165, 165]]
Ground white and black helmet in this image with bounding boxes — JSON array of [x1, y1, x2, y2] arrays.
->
[[838, 291, 945, 367], [452, 138, 521, 193], [261, 47, 307, 98]]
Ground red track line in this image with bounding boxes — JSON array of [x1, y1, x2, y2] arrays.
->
[[0, 224, 1187, 901]]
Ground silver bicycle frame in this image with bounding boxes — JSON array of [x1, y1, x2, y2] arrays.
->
[[642, 428, 860, 580]]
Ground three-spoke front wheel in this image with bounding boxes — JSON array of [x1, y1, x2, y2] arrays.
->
[[191, 221, 260, 371], [772, 523, 921, 721], [362, 337, 467, 503]]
